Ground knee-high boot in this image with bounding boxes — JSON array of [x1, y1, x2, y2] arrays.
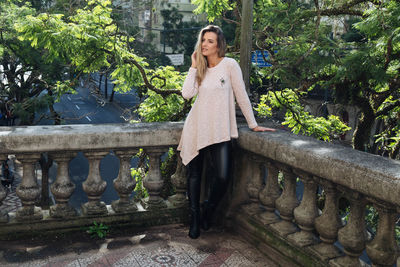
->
[[187, 157, 202, 239], [201, 179, 226, 231], [201, 141, 231, 231]]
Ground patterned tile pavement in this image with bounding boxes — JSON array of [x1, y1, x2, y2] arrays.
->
[[0, 225, 279, 267], [0, 160, 278, 267]]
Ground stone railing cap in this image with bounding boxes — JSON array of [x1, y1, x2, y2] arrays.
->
[[0, 122, 184, 153], [238, 126, 400, 206]]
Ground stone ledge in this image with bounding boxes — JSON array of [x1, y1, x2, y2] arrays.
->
[[0, 122, 184, 153], [0, 205, 189, 241], [238, 126, 400, 207], [228, 210, 328, 267]]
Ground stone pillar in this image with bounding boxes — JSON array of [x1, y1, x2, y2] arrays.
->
[[330, 191, 367, 267], [15, 153, 43, 221], [365, 202, 398, 266], [50, 152, 77, 218], [81, 151, 108, 215], [168, 156, 187, 208], [112, 149, 138, 213], [287, 171, 318, 247], [0, 155, 8, 223], [257, 161, 281, 224], [270, 164, 299, 236], [242, 154, 264, 215], [310, 179, 342, 261], [142, 148, 167, 210]]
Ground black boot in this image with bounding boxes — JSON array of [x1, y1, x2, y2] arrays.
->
[[189, 208, 200, 239], [201, 201, 215, 231], [187, 156, 202, 239]]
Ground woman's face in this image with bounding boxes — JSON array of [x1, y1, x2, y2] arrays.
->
[[201, 31, 219, 58]]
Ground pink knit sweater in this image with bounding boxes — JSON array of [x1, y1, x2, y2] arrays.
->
[[177, 57, 258, 165]]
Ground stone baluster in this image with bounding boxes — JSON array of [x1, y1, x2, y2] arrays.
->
[[257, 161, 281, 224], [365, 201, 398, 266], [310, 179, 342, 261], [81, 151, 108, 215], [168, 156, 188, 208], [0, 155, 8, 223], [242, 153, 264, 215], [270, 164, 299, 236], [49, 152, 77, 218], [287, 170, 318, 247], [15, 153, 43, 221], [142, 148, 167, 210], [112, 149, 138, 213], [330, 190, 367, 267]]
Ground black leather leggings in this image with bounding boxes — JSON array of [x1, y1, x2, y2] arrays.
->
[[187, 141, 232, 211]]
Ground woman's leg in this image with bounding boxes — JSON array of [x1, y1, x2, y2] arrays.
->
[[202, 141, 232, 230], [186, 151, 204, 239]]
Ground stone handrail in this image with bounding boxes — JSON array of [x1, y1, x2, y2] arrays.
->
[[228, 126, 400, 266], [0, 122, 186, 234]]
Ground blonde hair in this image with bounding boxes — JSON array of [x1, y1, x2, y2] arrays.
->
[[194, 25, 226, 86]]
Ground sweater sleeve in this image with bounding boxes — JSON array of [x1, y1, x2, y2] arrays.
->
[[181, 67, 199, 99], [229, 59, 258, 129]]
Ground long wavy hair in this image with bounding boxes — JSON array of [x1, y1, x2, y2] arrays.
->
[[194, 25, 226, 86]]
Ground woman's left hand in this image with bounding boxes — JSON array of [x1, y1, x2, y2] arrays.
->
[[252, 126, 276, 132]]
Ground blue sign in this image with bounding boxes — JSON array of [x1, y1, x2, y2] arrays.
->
[[251, 50, 272, 67]]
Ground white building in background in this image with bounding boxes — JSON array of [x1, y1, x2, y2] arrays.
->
[[138, 0, 206, 53]]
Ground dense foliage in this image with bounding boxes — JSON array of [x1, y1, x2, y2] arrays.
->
[[194, 0, 400, 159]]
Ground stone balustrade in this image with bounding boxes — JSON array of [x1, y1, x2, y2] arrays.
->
[[0, 122, 188, 237], [228, 127, 400, 266], [1, 122, 399, 266]]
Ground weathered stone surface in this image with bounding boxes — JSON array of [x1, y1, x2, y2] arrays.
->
[[142, 148, 167, 210], [365, 202, 398, 266], [237, 127, 400, 207], [50, 152, 77, 218], [112, 150, 138, 213], [168, 157, 187, 208], [15, 153, 42, 222], [0, 122, 183, 153]]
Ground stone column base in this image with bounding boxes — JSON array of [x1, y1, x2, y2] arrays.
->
[[256, 210, 280, 225], [330, 256, 364, 267], [111, 199, 138, 213], [0, 210, 9, 223], [287, 230, 318, 247], [168, 194, 187, 208], [269, 220, 298, 236], [141, 197, 167, 210], [16, 206, 43, 221], [50, 204, 77, 218], [81, 201, 108, 216], [309, 242, 343, 261], [240, 203, 261, 216]]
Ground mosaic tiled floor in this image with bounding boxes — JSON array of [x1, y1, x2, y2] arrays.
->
[[0, 225, 278, 267]]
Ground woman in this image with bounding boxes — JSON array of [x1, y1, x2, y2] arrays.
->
[[177, 25, 275, 239]]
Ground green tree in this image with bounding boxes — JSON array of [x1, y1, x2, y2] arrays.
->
[[0, 0, 67, 125], [193, 0, 400, 159]]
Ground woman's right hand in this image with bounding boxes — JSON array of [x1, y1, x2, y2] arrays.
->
[[191, 51, 197, 68]]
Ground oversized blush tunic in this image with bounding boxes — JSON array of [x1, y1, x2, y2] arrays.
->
[[177, 57, 258, 166]]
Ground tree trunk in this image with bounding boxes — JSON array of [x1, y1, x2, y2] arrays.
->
[[109, 89, 115, 102], [98, 74, 103, 93], [239, 0, 253, 94], [352, 98, 376, 151], [105, 75, 108, 98]]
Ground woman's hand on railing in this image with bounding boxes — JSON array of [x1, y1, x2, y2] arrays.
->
[[252, 126, 276, 132]]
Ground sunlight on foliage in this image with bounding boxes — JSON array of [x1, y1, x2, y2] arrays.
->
[[256, 89, 350, 141]]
